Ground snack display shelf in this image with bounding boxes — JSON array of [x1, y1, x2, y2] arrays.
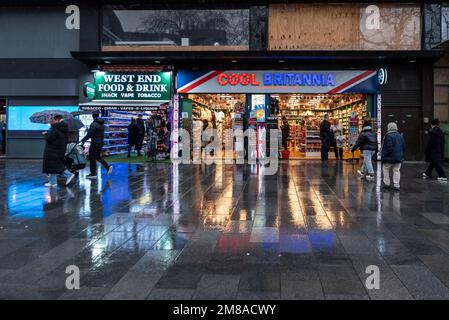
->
[[103, 144, 129, 149], [105, 123, 128, 127]]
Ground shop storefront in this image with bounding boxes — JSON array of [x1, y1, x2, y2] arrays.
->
[[79, 70, 173, 159], [176, 70, 380, 160]]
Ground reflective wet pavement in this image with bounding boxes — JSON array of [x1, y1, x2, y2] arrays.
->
[[1, 159, 449, 299]]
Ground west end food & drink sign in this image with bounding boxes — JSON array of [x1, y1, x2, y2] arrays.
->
[[177, 70, 379, 94], [84, 72, 172, 101]]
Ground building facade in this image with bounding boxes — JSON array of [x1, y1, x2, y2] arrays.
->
[[1, 0, 448, 161]]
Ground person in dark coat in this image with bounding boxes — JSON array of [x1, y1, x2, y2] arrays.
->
[[135, 114, 146, 156], [381, 122, 406, 191], [320, 114, 332, 161], [281, 117, 290, 151], [423, 118, 447, 182], [81, 113, 112, 179], [127, 118, 139, 158], [351, 120, 377, 180], [42, 115, 75, 187]]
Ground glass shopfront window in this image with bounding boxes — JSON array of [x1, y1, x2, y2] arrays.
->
[[102, 6, 249, 51], [443, 4, 449, 43]]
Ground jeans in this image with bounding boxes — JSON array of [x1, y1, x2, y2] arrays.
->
[[383, 163, 401, 188], [89, 144, 109, 175], [361, 150, 375, 175], [49, 170, 72, 185]]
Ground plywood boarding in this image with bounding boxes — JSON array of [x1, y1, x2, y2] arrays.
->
[[269, 4, 360, 50], [359, 3, 421, 50], [269, 4, 421, 50]]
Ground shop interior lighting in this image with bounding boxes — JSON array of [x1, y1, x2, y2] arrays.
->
[[91, 65, 102, 73]]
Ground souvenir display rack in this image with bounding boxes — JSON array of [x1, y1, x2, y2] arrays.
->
[[276, 94, 368, 159], [188, 94, 246, 159]]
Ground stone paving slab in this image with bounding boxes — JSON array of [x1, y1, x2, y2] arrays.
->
[[1, 160, 449, 299]]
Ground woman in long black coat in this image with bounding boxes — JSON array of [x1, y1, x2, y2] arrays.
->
[[42, 115, 75, 187], [423, 118, 447, 181]]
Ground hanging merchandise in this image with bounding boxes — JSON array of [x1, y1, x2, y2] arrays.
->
[[275, 93, 368, 159], [186, 94, 246, 160], [348, 110, 359, 149]]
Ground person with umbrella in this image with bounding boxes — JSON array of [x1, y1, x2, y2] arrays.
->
[[42, 115, 75, 187], [80, 112, 112, 179]]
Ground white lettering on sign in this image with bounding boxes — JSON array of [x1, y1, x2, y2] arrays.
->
[[103, 74, 135, 83], [137, 75, 162, 83], [135, 84, 168, 92], [98, 84, 125, 92]]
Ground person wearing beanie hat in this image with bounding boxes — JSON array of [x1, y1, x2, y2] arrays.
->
[[431, 118, 440, 126], [423, 118, 447, 182], [381, 122, 406, 191]]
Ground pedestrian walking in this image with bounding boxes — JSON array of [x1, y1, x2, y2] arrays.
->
[[331, 119, 345, 160], [351, 120, 377, 180], [81, 113, 112, 179], [135, 114, 146, 156], [127, 118, 139, 158], [423, 118, 447, 182], [42, 115, 75, 187], [320, 114, 332, 161], [281, 116, 290, 151], [381, 122, 406, 191]]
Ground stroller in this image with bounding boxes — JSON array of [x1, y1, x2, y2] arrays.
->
[[146, 129, 158, 161], [65, 143, 87, 174]]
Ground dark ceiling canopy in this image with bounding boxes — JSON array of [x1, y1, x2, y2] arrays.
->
[[71, 50, 444, 69]]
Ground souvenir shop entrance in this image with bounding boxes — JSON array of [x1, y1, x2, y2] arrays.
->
[[176, 69, 381, 161], [179, 93, 246, 160], [272, 93, 374, 159]]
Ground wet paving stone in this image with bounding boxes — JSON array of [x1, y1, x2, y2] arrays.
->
[[2, 159, 449, 299]]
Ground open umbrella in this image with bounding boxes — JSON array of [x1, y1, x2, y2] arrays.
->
[[64, 117, 85, 131], [29, 110, 73, 124]]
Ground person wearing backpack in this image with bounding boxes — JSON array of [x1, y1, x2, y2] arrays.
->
[[381, 122, 406, 191], [351, 120, 377, 180], [81, 112, 112, 179]]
